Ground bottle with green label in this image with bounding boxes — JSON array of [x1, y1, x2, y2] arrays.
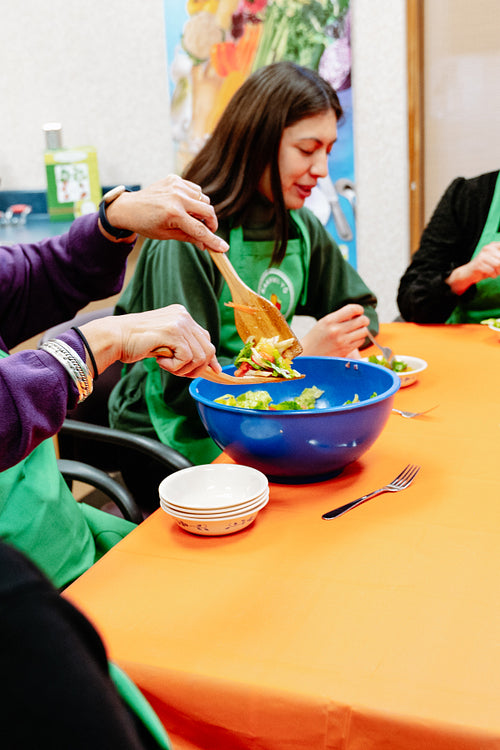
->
[[43, 123, 102, 221]]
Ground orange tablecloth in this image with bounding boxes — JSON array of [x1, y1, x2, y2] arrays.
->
[[65, 323, 500, 750]]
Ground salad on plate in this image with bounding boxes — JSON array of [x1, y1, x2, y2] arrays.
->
[[481, 317, 500, 331], [367, 354, 411, 373]]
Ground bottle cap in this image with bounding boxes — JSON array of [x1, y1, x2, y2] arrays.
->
[[43, 122, 63, 150]]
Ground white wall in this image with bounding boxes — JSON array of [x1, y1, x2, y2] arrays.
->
[[424, 0, 500, 220], [1, 0, 175, 190], [351, 0, 410, 322], [1, 0, 410, 322]]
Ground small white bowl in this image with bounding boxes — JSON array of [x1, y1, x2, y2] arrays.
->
[[158, 463, 268, 512], [161, 495, 269, 536], [363, 354, 427, 388], [487, 320, 500, 335]]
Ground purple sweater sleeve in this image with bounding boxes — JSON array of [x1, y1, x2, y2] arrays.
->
[[0, 214, 135, 470], [0, 213, 132, 350]]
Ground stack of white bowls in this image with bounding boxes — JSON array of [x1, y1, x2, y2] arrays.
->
[[158, 464, 269, 536]]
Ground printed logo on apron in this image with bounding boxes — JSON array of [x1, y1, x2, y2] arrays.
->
[[258, 267, 296, 318]]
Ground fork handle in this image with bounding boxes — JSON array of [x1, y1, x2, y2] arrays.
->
[[322, 489, 385, 519]]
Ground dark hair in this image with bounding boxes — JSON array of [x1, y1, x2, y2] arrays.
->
[[183, 61, 343, 263]]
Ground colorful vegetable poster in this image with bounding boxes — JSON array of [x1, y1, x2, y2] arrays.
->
[[164, 0, 356, 267]]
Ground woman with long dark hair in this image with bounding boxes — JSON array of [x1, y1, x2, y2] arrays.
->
[[109, 62, 378, 476]]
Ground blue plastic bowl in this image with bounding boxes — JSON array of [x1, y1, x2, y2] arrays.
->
[[189, 356, 400, 482]]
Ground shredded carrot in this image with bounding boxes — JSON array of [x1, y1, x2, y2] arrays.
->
[[224, 301, 259, 314]]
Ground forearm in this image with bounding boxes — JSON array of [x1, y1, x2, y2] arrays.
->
[[0, 215, 132, 349], [0, 330, 84, 470]]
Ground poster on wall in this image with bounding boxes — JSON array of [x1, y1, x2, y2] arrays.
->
[[164, 0, 356, 267]]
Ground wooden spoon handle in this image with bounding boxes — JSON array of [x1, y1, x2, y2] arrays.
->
[[207, 248, 250, 299], [152, 346, 174, 357]]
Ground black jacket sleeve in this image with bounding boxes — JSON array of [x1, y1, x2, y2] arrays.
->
[[397, 171, 498, 323]]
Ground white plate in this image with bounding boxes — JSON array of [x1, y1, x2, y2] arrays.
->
[[363, 354, 427, 388]]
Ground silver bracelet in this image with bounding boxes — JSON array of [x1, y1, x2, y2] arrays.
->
[[38, 338, 93, 403]]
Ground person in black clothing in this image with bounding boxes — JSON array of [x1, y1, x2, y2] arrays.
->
[[397, 170, 500, 323], [0, 540, 171, 749]]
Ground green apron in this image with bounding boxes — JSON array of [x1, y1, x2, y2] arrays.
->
[[447, 171, 500, 323], [0, 350, 136, 589], [143, 212, 310, 464]]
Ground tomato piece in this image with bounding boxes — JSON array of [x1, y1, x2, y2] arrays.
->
[[234, 362, 252, 377]]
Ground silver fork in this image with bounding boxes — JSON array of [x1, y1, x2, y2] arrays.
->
[[365, 329, 394, 364], [392, 405, 439, 419], [322, 464, 421, 519]]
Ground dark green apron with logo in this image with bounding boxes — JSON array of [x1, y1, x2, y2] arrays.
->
[[143, 211, 310, 464], [447, 172, 500, 323]]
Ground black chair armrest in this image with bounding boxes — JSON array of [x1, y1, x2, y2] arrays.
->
[[57, 459, 143, 524], [60, 419, 193, 473]]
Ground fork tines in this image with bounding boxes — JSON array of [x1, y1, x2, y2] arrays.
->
[[392, 464, 420, 488]]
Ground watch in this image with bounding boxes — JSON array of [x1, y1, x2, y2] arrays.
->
[[99, 185, 135, 239]]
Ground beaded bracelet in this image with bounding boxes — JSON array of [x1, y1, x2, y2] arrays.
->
[[38, 338, 93, 403], [71, 326, 99, 381]]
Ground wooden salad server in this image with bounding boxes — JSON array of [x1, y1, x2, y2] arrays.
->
[[208, 249, 303, 359], [152, 346, 305, 385]]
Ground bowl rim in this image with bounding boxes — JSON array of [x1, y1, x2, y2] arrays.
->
[[189, 355, 400, 414], [160, 495, 269, 521], [158, 463, 269, 506]]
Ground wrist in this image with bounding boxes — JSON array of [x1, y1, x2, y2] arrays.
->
[[79, 320, 122, 375], [98, 186, 137, 243]]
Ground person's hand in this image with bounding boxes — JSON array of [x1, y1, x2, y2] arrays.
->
[[103, 175, 229, 253], [80, 305, 221, 378], [299, 304, 370, 358], [446, 242, 500, 295]]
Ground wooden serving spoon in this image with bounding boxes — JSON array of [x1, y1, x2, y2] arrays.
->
[[152, 346, 305, 385], [208, 249, 303, 358]]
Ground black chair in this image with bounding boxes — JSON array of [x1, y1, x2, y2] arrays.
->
[[40, 309, 193, 515], [57, 457, 143, 524]]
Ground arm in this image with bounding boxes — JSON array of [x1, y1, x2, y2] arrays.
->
[[1, 302, 220, 471], [397, 173, 497, 323], [294, 210, 378, 357], [0, 214, 132, 349], [0, 176, 228, 350], [0, 541, 167, 749]]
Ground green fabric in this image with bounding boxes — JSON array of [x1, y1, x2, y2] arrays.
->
[[447, 171, 500, 323], [0, 436, 135, 589], [109, 201, 378, 464], [0, 349, 135, 589], [218, 215, 308, 357], [109, 663, 172, 750], [143, 355, 222, 464]]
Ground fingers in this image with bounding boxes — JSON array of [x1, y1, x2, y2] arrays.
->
[[82, 306, 219, 378], [156, 326, 218, 377], [105, 175, 228, 252], [300, 306, 371, 358], [474, 243, 500, 278]]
